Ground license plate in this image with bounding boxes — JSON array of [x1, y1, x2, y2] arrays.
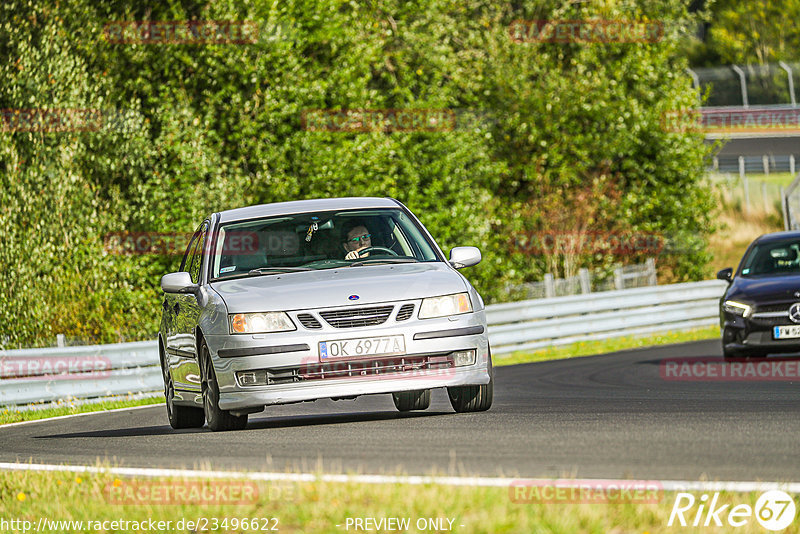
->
[[774, 325, 800, 339], [319, 335, 405, 359]]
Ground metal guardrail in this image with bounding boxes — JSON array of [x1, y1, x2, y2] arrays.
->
[[0, 341, 161, 407], [0, 280, 728, 407], [487, 280, 726, 354]]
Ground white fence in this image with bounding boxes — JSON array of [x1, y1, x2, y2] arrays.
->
[[709, 171, 785, 215], [786, 172, 800, 231], [0, 280, 728, 407], [507, 259, 657, 300]]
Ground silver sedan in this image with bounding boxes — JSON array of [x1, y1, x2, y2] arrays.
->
[[159, 197, 493, 431]]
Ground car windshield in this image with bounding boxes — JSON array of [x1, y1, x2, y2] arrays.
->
[[210, 208, 440, 280], [740, 239, 800, 277]]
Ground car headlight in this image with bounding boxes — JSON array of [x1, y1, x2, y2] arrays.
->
[[722, 300, 752, 318], [419, 293, 473, 319], [229, 312, 296, 334]]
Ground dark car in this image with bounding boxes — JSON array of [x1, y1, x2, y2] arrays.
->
[[717, 231, 800, 359]]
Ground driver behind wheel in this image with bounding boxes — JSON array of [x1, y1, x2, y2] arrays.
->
[[342, 220, 373, 260]]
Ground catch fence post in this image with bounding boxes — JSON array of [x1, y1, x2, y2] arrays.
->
[[544, 273, 555, 299], [579, 268, 591, 294], [614, 266, 624, 291]]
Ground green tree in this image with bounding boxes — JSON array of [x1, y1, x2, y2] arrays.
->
[[0, 0, 714, 347], [689, 0, 800, 65]]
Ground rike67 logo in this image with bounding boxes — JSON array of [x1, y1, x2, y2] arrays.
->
[[668, 491, 796, 531]]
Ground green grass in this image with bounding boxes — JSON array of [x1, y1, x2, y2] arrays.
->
[[752, 172, 796, 187], [0, 396, 163, 426], [0, 469, 789, 533], [708, 171, 796, 187], [493, 326, 719, 367]]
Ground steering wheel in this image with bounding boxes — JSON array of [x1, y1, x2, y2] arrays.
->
[[356, 246, 398, 257]]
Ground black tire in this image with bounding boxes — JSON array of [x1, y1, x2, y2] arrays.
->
[[724, 348, 766, 361], [722, 347, 741, 361], [447, 352, 494, 413], [161, 349, 204, 429], [392, 389, 431, 411], [200, 342, 248, 431]]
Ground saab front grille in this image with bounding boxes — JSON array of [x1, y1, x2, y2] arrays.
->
[[396, 304, 415, 321], [297, 313, 322, 329], [236, 355, 454, 386], [319, 305, 394, 328]]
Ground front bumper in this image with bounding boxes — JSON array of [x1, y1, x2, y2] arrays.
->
[[204, 307, 490, 411], [721, 308, 800, 354], [218, 365, 490, 410]]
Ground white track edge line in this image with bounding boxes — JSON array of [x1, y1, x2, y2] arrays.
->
[[1, 462, 799, 492], [0, 403, 165, 428]]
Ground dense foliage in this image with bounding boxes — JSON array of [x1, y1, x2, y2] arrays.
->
[[0, 0, 713, 347], [688, 0, 800, 66]]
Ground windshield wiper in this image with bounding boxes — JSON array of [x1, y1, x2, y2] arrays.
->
[[248, 267, 313, 276], [349, 258, 419, 267]]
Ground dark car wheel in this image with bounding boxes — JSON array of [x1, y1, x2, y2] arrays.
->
[[722, 346, 740, 361], [447, 351, 494, 413], [392, 389, 431, 411], [723, 347, 767, 360], [161, 350, 204, 429], [200, 341, 247, 431]]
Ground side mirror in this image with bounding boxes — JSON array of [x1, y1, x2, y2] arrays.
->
[[161, 272, 198, 294], [716, 268, 733, 282], [449, 246, 481, 269]]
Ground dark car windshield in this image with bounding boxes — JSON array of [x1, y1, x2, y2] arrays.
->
[[210, 208, 440, 280], [740, 239, 800, 277]]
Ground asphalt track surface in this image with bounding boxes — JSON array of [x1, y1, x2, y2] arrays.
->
[[2, 339, 800, 482]]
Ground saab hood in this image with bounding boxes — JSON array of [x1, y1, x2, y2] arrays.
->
[[211, 263, 469, 313]]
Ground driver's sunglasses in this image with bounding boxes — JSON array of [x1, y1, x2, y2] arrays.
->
[[348, 233, 371, 243]]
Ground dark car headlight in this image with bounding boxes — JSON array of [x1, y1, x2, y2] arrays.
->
[[722, 300, 752, 318]]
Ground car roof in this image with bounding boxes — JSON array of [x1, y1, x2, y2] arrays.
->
[[216, 197, 401, 223], [754, 231, 800, 244]]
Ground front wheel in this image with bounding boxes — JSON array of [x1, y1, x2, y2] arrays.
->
[[200, 342, 248, 431], [447, 352, 493, 413], [161, 351, 204, 429], [722, 347, 740, 361], [723, 347, 767, 360], [392, 389, 431, 411]]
